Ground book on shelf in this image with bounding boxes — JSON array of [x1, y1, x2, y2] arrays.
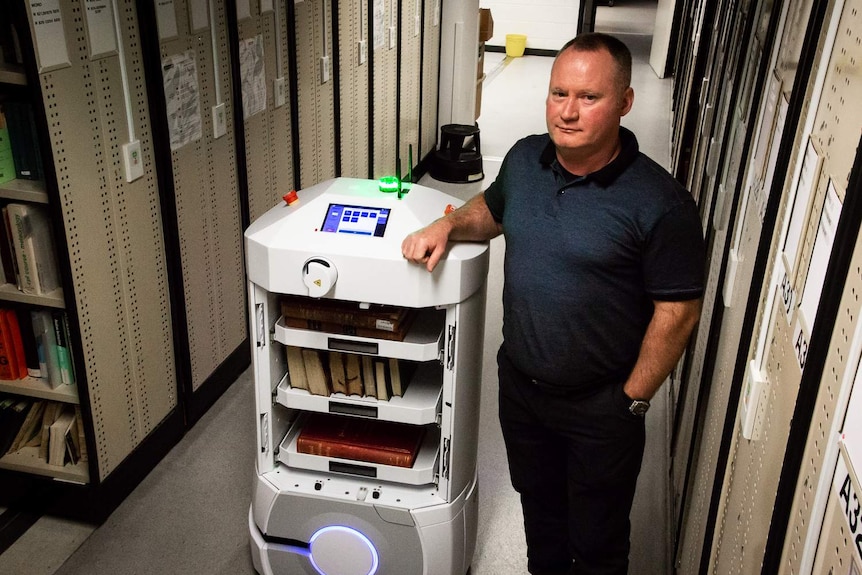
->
[[0, 308, 28, 379], [0, 19, 24, 67], [361, 356, 376, 398], [296, 412, 426, 468], [0, 205, 19, 286], [38, 401, 60, 460], [47, 405, 76, 467], [374, 361, 388, 401], [344, 354, 362, 396], [285, 348, 412, 399], [285, 346, 309, 391], [13, 308, 40, 377], [3, 100, 43, 181], [0, 396, 30, 454], [0, 308, 27, 380], [6, 399, 43, 453], [300, 349, 331, 397], [51, 311, 73, 384], [5, 202, 60, 296], [281, 316, 416, 342], [31, 309, 64, 388], [328, 351, 348, 395], [281, 296, 417, 339], [0, 109, 15, 185], [0, 398, 83, 464]]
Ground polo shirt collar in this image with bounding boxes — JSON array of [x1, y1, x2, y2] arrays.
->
[[540, 127, 639, 186]]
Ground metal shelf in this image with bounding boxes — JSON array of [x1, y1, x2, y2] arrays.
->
[[0, 179, 50, 204]]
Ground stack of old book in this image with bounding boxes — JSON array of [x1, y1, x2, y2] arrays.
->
[[280, 296, 417, 341], [285, 346, 413, 400], [0, 398, 87, 466], [296, 412, 425, 468]]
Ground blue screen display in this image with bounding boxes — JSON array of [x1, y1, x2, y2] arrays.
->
[[320, 204, 391, 237]]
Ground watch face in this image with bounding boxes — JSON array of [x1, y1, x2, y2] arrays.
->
[[629, 400, 650, 416]]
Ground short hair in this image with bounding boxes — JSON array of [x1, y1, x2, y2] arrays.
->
[[557, 32, 632, 90]]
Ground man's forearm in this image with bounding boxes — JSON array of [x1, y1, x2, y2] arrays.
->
[[445, 192, 503, 242], [623, 298, 702, 401]]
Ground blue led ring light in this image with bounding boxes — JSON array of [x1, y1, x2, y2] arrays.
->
[[308, 525, 380, 575]]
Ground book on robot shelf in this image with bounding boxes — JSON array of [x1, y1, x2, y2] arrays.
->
[[280, 296, 417, 341], [296, 412, 425, 468]]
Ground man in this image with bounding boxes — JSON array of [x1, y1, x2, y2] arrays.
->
[[402, 33, 704, 575]]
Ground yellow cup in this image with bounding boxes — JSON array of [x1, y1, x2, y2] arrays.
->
[[505, 34, 527, 58]]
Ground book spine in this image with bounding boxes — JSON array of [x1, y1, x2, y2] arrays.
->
[[1, 207, 20, 289], [281, 316, 408, 341], [51, 311, 73, 385], [3, 308, 28, 379], [281, 299, 407, 331], [296, 437, 416, 468], [7, 204, 38, 294], [31, 310, 61, 388], [14, 308, 40, 377], [0, 309, 17, 379], [4, 101, 43, 181]]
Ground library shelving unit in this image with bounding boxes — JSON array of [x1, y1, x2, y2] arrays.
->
[[0, 0, 185, 520], [0, 36, 86, 486], [245, 178, 489, 575]]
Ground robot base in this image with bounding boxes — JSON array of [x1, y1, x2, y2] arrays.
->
[[249, 473, 478, 575]]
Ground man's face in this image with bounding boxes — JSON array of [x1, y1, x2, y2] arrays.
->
[[545, 47, 634, 158]]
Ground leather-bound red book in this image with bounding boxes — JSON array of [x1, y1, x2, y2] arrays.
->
[[296, 413, 425, 468]]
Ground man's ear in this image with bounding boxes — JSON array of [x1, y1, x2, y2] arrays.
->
[[620, 86, 635, 117]]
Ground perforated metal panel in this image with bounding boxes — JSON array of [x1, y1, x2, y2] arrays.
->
[[372, 0, 398, 178], [241, 0, 296, 221], [337, 0, 371, 178], [781, 2, 862, 572], [675, 0, 806, 570], [159, 0, 245, 392], [420, 0, 441, 162], [702, 0, 862, 572], [29, 0, 177, 480], [295, 0, 337, 187], [398, 0, 421, 172], [811, 479, 862, 575]]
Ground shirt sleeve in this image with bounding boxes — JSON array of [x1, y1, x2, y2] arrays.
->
[[642, 198, 706, 301]]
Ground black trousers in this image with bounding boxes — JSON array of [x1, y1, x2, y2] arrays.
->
[[497, 347, 646, 575]]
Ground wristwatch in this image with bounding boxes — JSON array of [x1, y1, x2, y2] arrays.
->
[[628, 398, 650, 417]]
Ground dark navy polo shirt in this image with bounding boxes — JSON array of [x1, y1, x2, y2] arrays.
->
[[484, 127, 705, 390]]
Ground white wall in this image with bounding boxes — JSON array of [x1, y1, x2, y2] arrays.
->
[[481, 1, 582, 52]]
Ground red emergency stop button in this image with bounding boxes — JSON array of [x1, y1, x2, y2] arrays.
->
[[283, 190, 299, 205]]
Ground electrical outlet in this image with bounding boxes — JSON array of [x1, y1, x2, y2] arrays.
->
[[213, 103, 226, 139], [389, 26, 396, 49], [122, 140, 143, 183], [358, 40, 367, 65], [274, 77, 286, 108], [320, 55, 330, 84]]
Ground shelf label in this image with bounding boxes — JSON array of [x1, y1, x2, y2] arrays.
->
[[84, 0, 117, 59], [29, 0, 71, 72], [156, 0, 178, 40], [835, 449, 862, 563]]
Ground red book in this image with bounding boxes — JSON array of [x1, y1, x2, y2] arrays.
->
[[296, 413, 425, 468], [0, 308, 22, 379], [4, 309, 28, 379]]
